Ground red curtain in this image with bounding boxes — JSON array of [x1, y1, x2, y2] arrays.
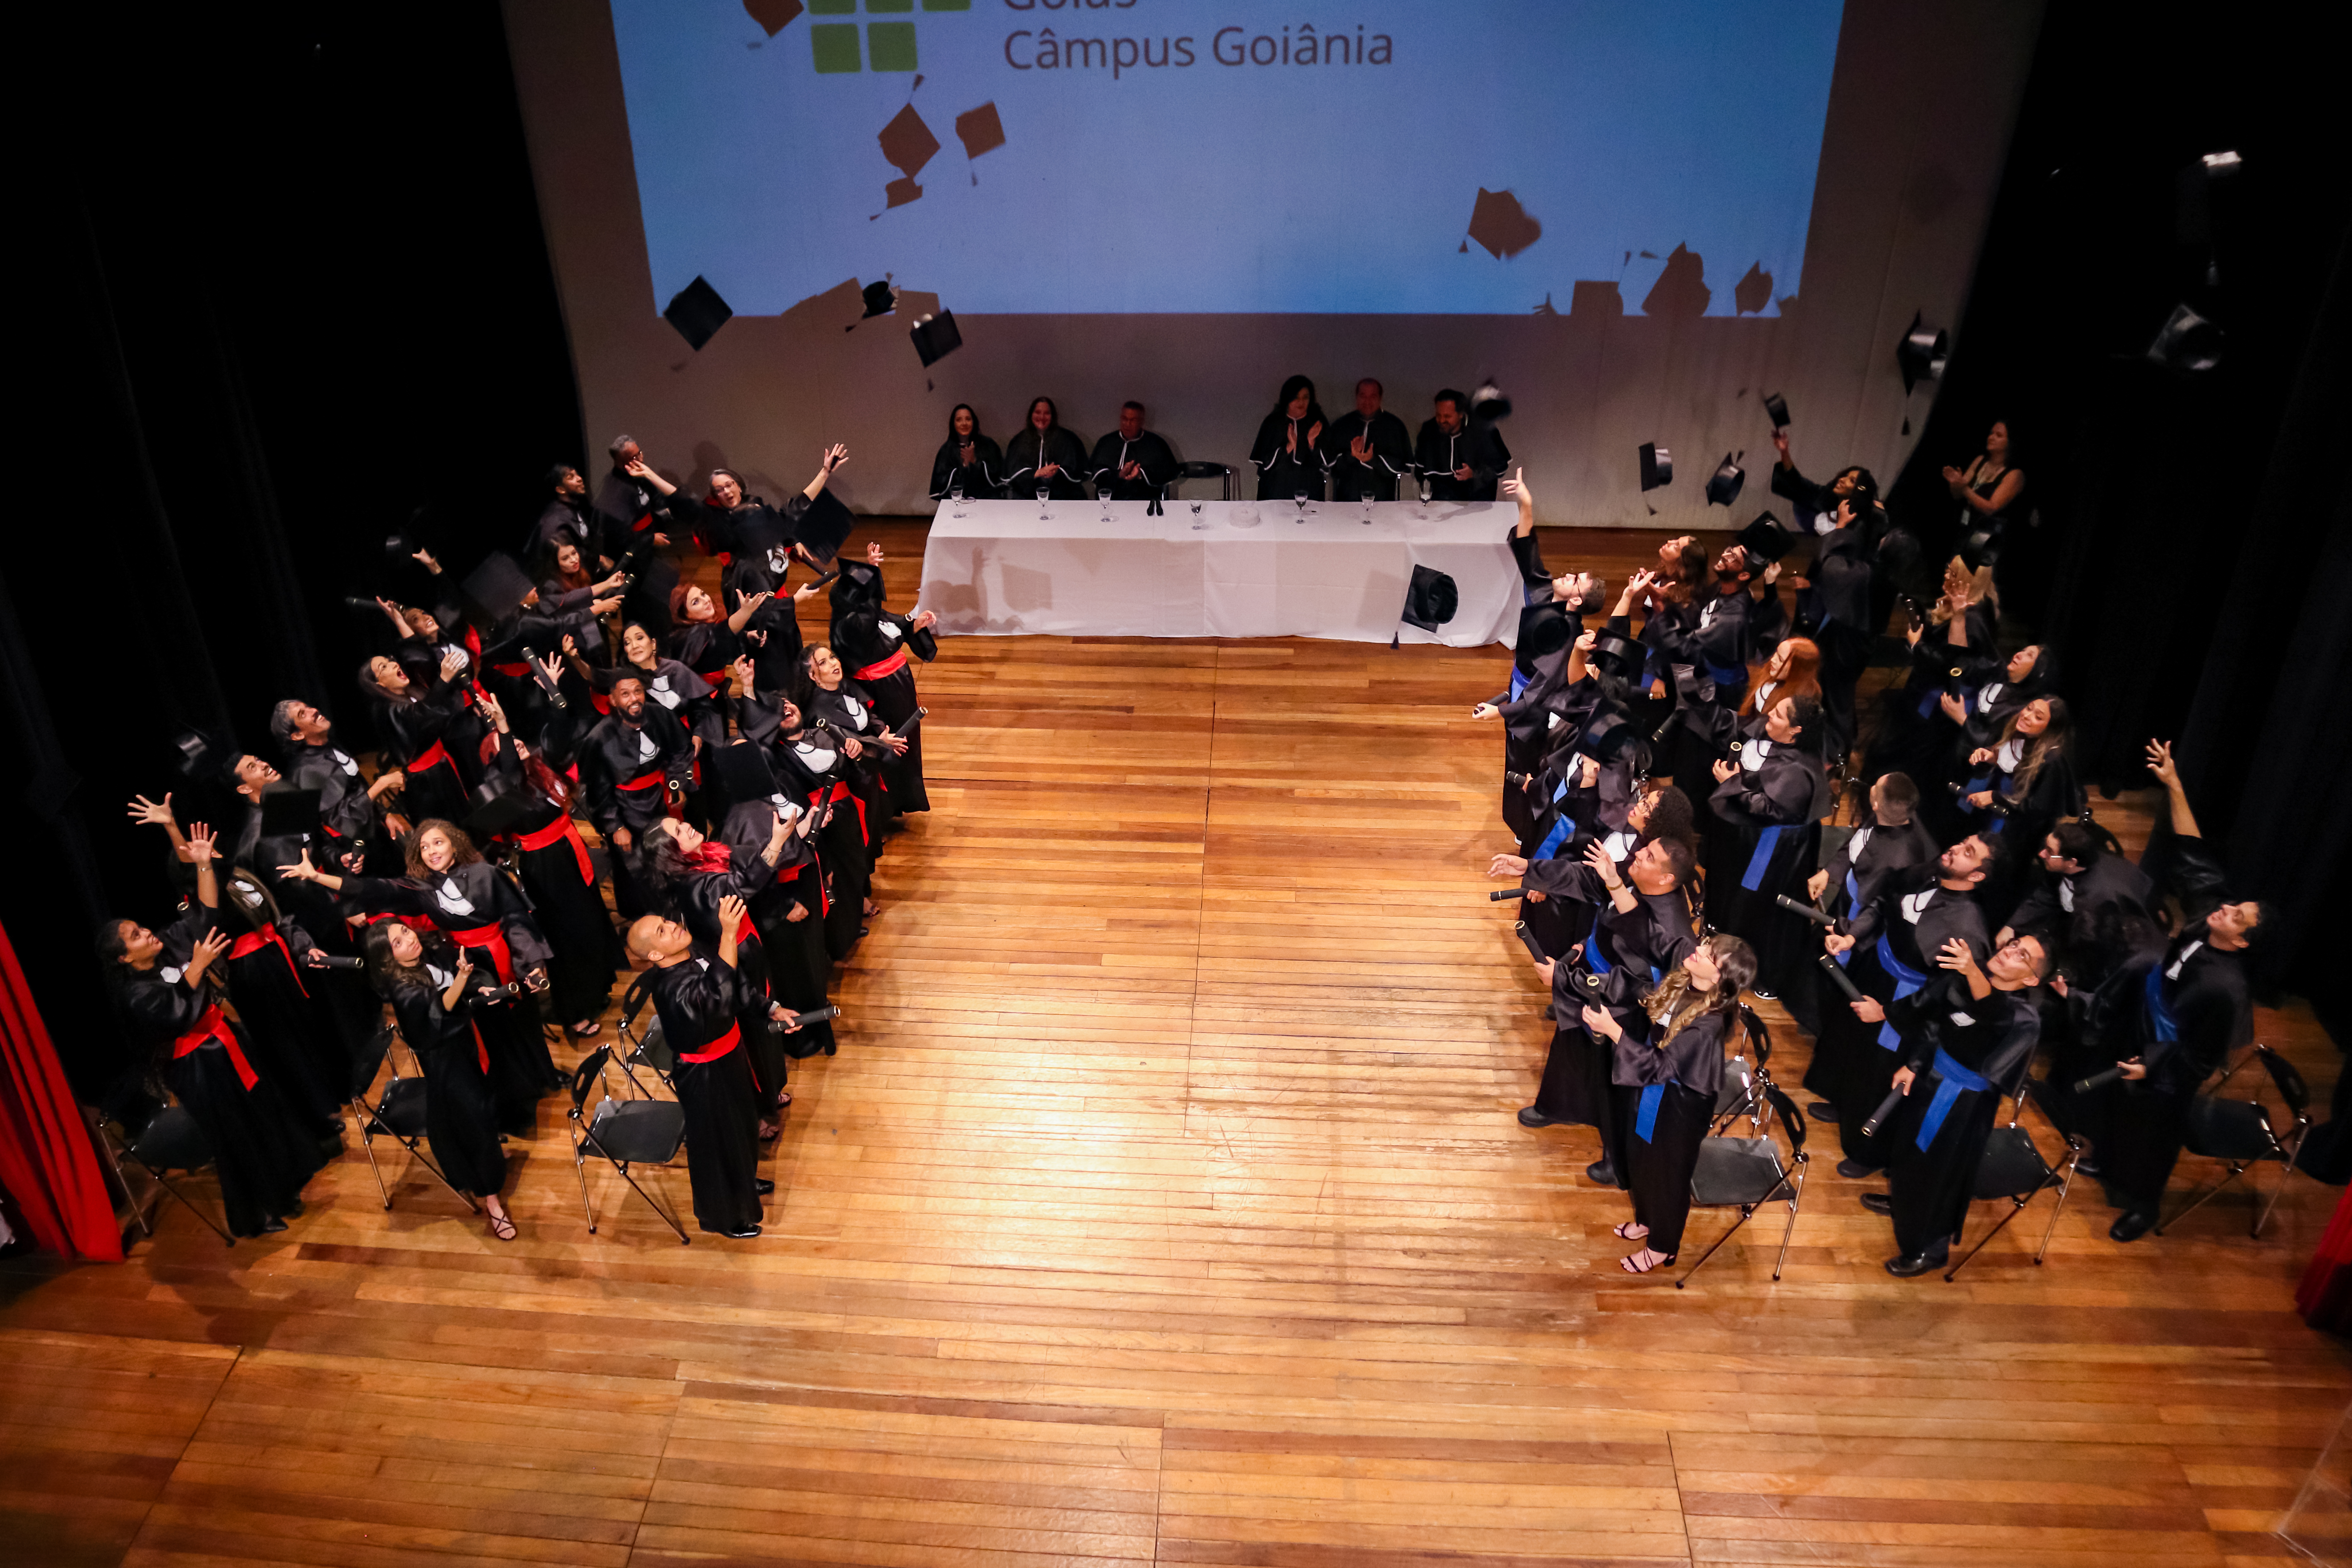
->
[[2298, 1183, 2352, 1333], [0, 919, 123, 1261]]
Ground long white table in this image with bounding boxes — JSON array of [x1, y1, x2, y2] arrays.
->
[[914, 499, 1520, 646]]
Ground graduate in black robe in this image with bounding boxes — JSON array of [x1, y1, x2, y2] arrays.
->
[[1320, 379, 1414, 502], [1498, 838, 1701, 1188], [1790, 772, 1938, 1042], [589, 436, 682, 565], [1951, 698, 2081, 925], [797, 643, 906, 859], [1814, 838, 1996, 1174], [281, 821, 561, 1134], [1783, 498, 1874, 762], [587, 624, 727, 754], [1861, 933, 2047, 1274], [664, 581, 754, 732], [2086, 740, 2266, 1241], [827, 551, 938, 815], [101, 825, 329, 1237], [272, 698, 404, 867], [475, 700, 624, 1036], [742, 689, 875, 962], [1704, 694, 1831, 1004], [580, 673, 701, 918], [1863, 567, 2004, 794], [1250, 376, 1330, 502], [724, 542, 818, 693], [713, 785, 836, 1061], [1582, 935, 1755, 1274], [1640, 545, 1760, 825], [1003, 397, 1090, 502], [642, 813, 803, 1136], [530, 465, 595, 557], [1087, 403, 1179, 501], [626, 904, 775, 1237], [1413, 389, 1510, 502], [2000, 819, 2156, 992], [680, 448, 848, 567], [360, 649, 474, 827], [930, 404, 1005, 501], [363, 921, 518, 1238]]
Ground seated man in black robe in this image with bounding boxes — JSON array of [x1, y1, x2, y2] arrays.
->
[[1086, 402, 1178, 502], [1414, 389, 1510, 502], [1322, 379, 1414, 502]]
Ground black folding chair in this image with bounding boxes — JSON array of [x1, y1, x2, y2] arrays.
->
[[1710, 1005, 1774, 1133], [567, 1044, 690, 1244], [86, 1103, 234, 1247], [2157, 1044, 2312, 1239], [1943, 1076, 2085, 1279], [350, 1027, 479, 1214], [1171, 459, 1234, 501], [1678, 1078, 1809, 1287]]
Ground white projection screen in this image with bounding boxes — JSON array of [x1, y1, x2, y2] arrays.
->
[[502, 0, 2043, 528]]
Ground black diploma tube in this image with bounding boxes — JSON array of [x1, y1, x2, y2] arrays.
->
[[790, 1004, 842, 1028], [1490, 888, 1523, 902], [1515, 922, 1549, 962], [1774, 894, 1837, 925], [1859, 1085, 1909, 1139], [2072, 1063, 2129, 1095], [1818, 953, 1865, 1003], [306, 954, 365, 971]]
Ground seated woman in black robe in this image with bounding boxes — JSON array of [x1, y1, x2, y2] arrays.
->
[[1001, 397, 1088, 502], [363, 919, 518, 1240], [1581, 933, 1756, 1275], [101, 824, 330, 1238], [360, 648, 472, 827], [1249, 375, 1328, 502], [930, 403, 1005, 501]]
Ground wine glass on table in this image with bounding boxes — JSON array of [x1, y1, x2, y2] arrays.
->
[[1188, 498, 1205, 532], [1036, 476, 1051, 521], [1417, 474, 1433, 519], [1293, 484, 1309, 524], [949, 476, 964, 518], [1099, 479, 1116, 523], [1360, 485, 1374, 526]]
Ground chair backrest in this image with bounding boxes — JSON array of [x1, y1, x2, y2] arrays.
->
[[131, 1105, 213, 1171], [349, 1027, 395, 1099], [570, 1044, 612, 1109], [1761, 1081, 1805, 1151], [2255, 1045, 2310, 1118], [1739, 1004, 1773, 1069], [1714, 1055, 1757, 1121]]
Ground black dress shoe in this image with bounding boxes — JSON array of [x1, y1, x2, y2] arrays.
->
[[1517, 1106, 1562, 1128], [1858, 1192, 1892, 1215], [2109, 1209, 2157, 1243], [260, 1218, 288, 1233], [1807, 1102, 1838, 1121], [1835, 1158, 1883, 1180], [754, 1179, 775, 1195], [1885, 1248, 1947, 1277], [1586, 1159, 1618, 1187], [1752, 988, 1779, 1001], [706, 1225, 763, 1239]]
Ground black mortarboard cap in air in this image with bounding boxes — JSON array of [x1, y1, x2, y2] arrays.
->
[[1737, 510, 1796, 564], [459, 551, 535, 628], [1706, 453, 1745, 508], [1470, 381, 1512, 423], [707, 739, 782, 806], [1587, 630, 1647, 684], [1896, 311, 1949, 394], [910, 310, 962, 367], [1762, 392, 1790, 430], [171, 728, 234, 783], [463, 774, 532, 841], [2146, 303, 2224, 374], [859, 280, 898, 319], [792, 487, 857, 567], [1639, 443, 1673, 492], [1401, 564, 1459, 631], [663, 276, 733, 351], [1576, 706, 1639, 765], [257, 782, 322, 841], [1518, 602, 1572, 661]]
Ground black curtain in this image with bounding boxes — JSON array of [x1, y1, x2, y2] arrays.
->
[[1885, 0, 2350, 1000], [7, 0, 582, 1099]]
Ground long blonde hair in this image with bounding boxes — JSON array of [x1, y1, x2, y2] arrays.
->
[[1642, 933, 1756, 1047]]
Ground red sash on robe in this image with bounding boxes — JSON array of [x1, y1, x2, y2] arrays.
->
[[172, 1003, 258, 1090], [228, 923, 308, 997], [444, 922, 516, 985], [852, 646, 909, 681], [515, 813, 595, 885], [409, 739, 457, 780], [676, 1020, 741, 1064]]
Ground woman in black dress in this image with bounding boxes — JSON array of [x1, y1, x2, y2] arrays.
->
[[797, 642, 910, 864], [361, 648, 473, 826], [930, 403, 1004, 502], [1583, 933, 1756, 1275], [100, 824, 329, 1237], [1249, 375, 1328, 502], [828, 544, 938, 815], [363, 920, 518, 1240], [1002, 397, 1088, 502]]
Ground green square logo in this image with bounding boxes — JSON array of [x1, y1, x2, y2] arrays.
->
[[809, 22, 860, 71], [921, 0, 970, 9], [866, 20, 916, 71], [865, 0, 912, 11], [808, 0, 854, 12]]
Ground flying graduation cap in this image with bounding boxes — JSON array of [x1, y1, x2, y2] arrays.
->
[[1762, 392, 1790, 430], [1638, 442, 1672, 515], [1736, 510, 1797, 565], [663, 276, 733, 351], [1896, 311, 1949, 395], [1705, 452, 1745, 507], [1401, 564, 1460, 632], [910, 310, 962, 367], [794, 487, 857, 567]]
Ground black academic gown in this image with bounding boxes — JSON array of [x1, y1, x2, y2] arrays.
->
[[1524, 863, 1698, 1182], [1615, 1007, 1733, 1257], [930, 435, 1005, 501], [643, 950, 763, 1234], [1800, 814, 1938, 1038], [1810, 868, 1990, 1168], [218, 917, 350, 1128], [582, 705, 700, 918], [1002, 427, 1090, 501], [1953, 746, 2083, 926], [2091, 899, 2250, 1215], [1321, 409, 1414, 501], [1706, 738, 1829, 1001], [724, 551, 808, 692], [721, 799, 835, 1061], [1798, 525, 1874, 759], [590, 466, 677, 564], [1878, 975, 2040, 1259], [382, 957, 510, 1198], [2006, 852, 2156, 991], [121, 904, 329, 1237], [655, 840, 787, 1110], [375, 685, 471, 826], [1413, 420, 1510, 502], [744, 698, 873, 962], [1250, 412, 1331, 502], [483, 737, 622, 1027], [1086, 430, 1178, 500], [831, 594, 932, 816], [804, 681, 898, 853], [282, 737, 378, 855]]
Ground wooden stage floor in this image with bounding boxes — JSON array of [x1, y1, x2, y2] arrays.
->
[[5, 522, 2346, 1567]]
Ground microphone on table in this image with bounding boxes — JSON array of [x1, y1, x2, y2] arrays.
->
[[1859, 1085, 1909, 1139], [1774, 894, 1838, 926], [1818, 953, 1865, 1003], [306, 954, 365, 971], [1514, 921, 1549, 962], [2072, 1064, 2129, 1095]]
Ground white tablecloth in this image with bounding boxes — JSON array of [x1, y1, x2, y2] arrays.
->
[[914, 500, 1520, 646]]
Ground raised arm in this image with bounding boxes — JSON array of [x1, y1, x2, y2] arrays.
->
[[2145, 740, 2201, 839]]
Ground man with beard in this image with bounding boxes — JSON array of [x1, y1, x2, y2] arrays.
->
[[582, 673, 699, 918], [1323, 378, 1414, 502], [270, 698, 409, 868]]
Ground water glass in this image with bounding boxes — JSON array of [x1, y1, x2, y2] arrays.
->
[[949, 478, 964, 517], [1293, 488, 1309, 522], [1036, 480, 1051, 520], [1188, 499, 1205, 531]]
